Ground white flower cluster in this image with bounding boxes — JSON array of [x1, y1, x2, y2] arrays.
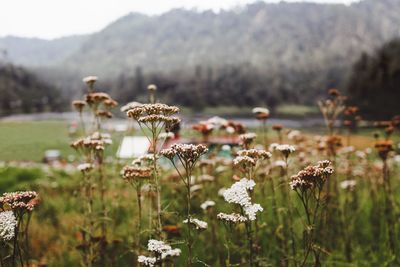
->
[[200, 200, 216, 210], [138, 256, 157, 266], [183, 218, 208, 230], [222, 178, 263, 221], [148, 239, 172, 254], [138, 239, 181, 266], [217, 212, 248, 223], [0, 211, 17, 241]]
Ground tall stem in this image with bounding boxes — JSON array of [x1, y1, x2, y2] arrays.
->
[[151, 126, 162, 238], [186, 167, 193, 267], [136, 182, 143, 253]]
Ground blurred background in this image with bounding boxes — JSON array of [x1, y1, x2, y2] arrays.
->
[[0, 0, 399, 160]]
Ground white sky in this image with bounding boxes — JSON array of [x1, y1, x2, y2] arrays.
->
[[0, 0, 358, 39]]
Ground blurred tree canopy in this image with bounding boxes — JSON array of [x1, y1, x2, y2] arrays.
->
[[347, 39, 400, 120], [0, 63, 63, 116]]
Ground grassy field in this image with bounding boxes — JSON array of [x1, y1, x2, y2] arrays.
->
[[0, 121, 71, 161], [0, 120, 381, 162], [0, 117, 399, 266]]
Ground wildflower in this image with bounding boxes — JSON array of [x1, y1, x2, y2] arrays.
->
[[120, 101, 141, 113], [244, 203, 264, 221], [160, 144, 208, 165], [375, 140, 393, 160], [233, 156, 256, 167], [72, 100, 86, 112], [183, 218, 208, 230], [239, 132, 257, 147], [275, 144, 296, 158], [77, 163, 93, 173], [148, 239, 172, 254], [138, 255, 157, 266], [0, 211, 17, 241], [217, 212, 248, 223], [140, 239, 181, 265], [0, 191, 39, 212], [103, 99, 118, 108], [96, 110, 113, 119], [328, 88, 340, 97], [200, 200, 216, 210], [340, 180, 357, 190], [222, 178, 262, 221], [121, 166, 152, 181], [147, 84, 157, 92], [289, 160, 334, 191], [162, 248, 181, 258], [237, 149, 272, 160], [190, 184, 203, 193], [252, 107, 270, 120], [85, 92, 111, 105], [272, 124, 283, 131], [82, 76, 98, 87], [192, 122, 214, 140]]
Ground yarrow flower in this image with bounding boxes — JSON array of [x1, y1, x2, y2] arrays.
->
[[160, 144, 208, 165], [200, 200, 216, 210], [138, 256, 157, 266], [71, 132, 112, 153], [217, 212, 248, 224], [222, 178, 263, 221], [233, 156, 256, 167], [237, 149, 272, 160], [252, 107, 270, 120], [0, 191, 39, 212], [0, 211, 17, 241], [289, 160, 334, 191], [77, 163, 93, 173], [121, 166, 152, 181], [239, 132, 257, 147], [148, 239, 172, 254], [183, 218, 208, 230], [275, 144, 296, 158], [138, 239, 181, 266]]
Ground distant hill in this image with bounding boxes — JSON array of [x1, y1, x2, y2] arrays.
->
[[0, 63, 63, 115], [1, 0, 400, 113], [1, 0, 399, 78], [0, 35, 88, 67], [67, 0, 400, 77]]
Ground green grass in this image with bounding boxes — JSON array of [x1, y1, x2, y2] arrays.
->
[[0, 121, 72, 161]]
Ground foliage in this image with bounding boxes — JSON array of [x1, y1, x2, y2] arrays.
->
[[347, 39, 400, 119]]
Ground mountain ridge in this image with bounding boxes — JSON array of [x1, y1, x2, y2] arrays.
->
[[1, 0, 399, 79]]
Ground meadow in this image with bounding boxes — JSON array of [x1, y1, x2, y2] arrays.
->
[[0, 81, 399, 267]]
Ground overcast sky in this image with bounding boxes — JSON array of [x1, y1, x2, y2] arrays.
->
[[0, 0, 358, 39]]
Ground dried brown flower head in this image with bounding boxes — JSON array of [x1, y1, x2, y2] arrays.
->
[[272, 124, 283, 131], [121, 165, 152, 181], [290, 160, 333, 191], [72, 100, 86, 112], [96, 110, 113, 119], [252, 107, 270, 120], [328, 88, 340, 98], [0, 191, 39, 212], [375, 140, 393, 160]]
